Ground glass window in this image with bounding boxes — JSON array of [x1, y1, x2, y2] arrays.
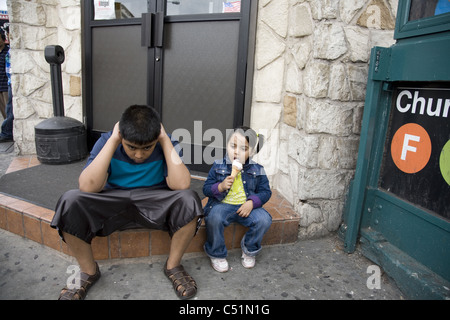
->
[[94, 0, 147, 20], [409, 0, 450, 21], [166, 0, 241, 16]]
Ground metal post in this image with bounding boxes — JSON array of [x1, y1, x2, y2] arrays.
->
[[44, 45, 65, 117]]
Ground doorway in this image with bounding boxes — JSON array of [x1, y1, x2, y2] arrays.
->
[[82, 0, 256, 173]]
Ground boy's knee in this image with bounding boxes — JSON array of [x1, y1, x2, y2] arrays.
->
[[58, 189, 83, 206], [173, 189, 202, 210], [178, 189, 200, 202], [168, 189, 203, 235]]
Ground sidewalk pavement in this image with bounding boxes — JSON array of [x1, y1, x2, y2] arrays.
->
[[0, 151, 15, 176], [0, 228, 405, 300]]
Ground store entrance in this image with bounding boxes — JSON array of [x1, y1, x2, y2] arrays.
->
[[82, 0, 255, 173]]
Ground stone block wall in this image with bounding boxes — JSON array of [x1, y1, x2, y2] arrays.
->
[[250, 0, 397, 239], [7, 0, 82, 155]]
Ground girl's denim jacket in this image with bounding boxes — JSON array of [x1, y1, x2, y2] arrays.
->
[[203, 157, 272, 216]]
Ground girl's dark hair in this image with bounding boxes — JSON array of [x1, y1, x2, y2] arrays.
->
[[119, 105, 161, 145], [227, 126, 265, 154]]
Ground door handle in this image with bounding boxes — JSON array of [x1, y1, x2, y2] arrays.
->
[[141, 12, 164, 48], [154, 12, 164, 47], [141, 12, 152, 47]]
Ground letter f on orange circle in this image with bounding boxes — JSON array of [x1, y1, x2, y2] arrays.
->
[[401, 134, 420, 160], [391, 123, 432, 174]]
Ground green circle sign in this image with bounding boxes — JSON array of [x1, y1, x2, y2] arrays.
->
[[440, 140, 450, 185]]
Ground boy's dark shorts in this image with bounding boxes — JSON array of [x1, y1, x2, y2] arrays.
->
[[50, 187, 204, 244]]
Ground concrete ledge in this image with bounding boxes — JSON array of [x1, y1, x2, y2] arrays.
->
[[0, 190, 299, 260]]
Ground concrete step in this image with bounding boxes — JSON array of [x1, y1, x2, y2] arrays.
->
[[0, 189, 299, 260]]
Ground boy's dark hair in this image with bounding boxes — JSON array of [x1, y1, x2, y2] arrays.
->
[[227, 126, 265, 154], [119, 105, 161, 145]]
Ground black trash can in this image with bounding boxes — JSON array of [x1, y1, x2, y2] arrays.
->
[[35, 117, 87, 164], [35, 45, 87, 164]]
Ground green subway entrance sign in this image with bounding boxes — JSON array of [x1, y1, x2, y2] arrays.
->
[[342, 2, 450, 297], [380, 86, 450, 219]]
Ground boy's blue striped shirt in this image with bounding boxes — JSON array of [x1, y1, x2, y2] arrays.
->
[[108, 157, 165, 188], [86, 131, 182, 189]]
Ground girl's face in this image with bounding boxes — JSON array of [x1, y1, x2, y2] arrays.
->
[[227, 132, 251, 164]]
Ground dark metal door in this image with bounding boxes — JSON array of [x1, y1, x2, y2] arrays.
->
[[82, 0, 255, 173]]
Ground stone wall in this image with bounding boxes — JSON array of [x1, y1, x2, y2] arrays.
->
[[7, 0, 397, 240], [250, 0, 397, 239], [7, 0, 82, 154]]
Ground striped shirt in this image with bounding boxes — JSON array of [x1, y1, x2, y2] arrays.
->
[[86, 131, 183, 189]]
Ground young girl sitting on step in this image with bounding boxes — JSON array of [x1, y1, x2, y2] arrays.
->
[[203, 126, 272, 272]]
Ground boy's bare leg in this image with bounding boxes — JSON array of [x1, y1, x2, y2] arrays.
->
[[166, 218, 198, 269], [63, 217, 197, 271], [62, 232, 97, 275]]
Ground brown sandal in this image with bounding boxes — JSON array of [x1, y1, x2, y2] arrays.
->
[[164, 262, 197, 300], [58, 263, 101, 300]]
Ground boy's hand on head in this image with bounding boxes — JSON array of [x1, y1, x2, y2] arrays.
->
[[158, 123, 169, 142], [111, 122, 122, 145], [158, 122, 190, 189]]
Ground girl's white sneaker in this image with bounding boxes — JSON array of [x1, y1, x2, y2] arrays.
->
[[210, 257, 229, 272], [241, 252, 256, 268]]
